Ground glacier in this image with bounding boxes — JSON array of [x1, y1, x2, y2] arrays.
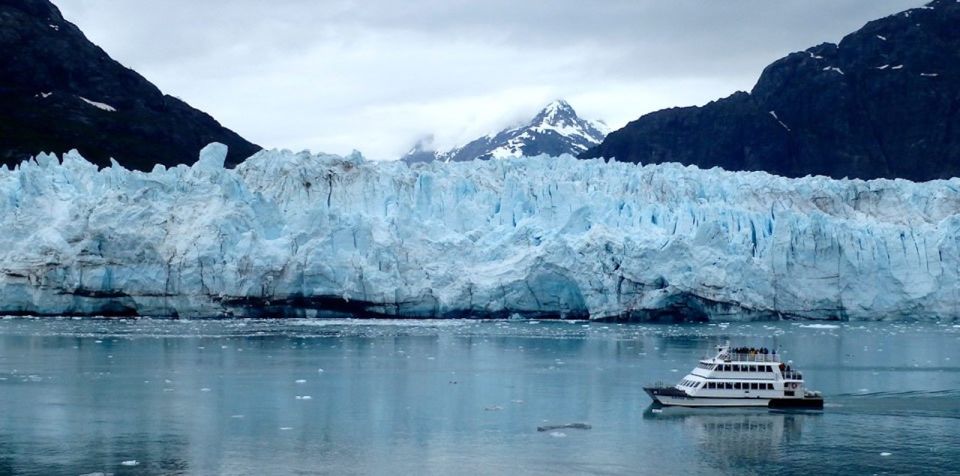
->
[[1, 143, 960, 321]]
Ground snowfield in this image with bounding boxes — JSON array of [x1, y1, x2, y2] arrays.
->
[[2, 143, 959, 320]]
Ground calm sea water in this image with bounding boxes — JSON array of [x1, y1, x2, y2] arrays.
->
[[0, 318, 957, 476]]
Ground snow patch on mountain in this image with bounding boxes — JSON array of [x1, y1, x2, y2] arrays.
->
[[79, 97, 116, 112], [2, 144, 960, 321]]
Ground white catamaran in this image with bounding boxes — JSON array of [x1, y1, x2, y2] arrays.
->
[[644, 343, 823, 409]]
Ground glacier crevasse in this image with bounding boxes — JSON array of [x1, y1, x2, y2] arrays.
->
[[1, 143, 959, 320]]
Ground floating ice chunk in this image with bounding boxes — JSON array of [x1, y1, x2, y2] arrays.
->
[[823, 66, 844, 75], [876, 64, 890, 70], [880, 452, 892, 456], [280, 427, 293, 431], [201, 388, 211, 392], [799, 324, 840, 329], [891, 65, 904, 70], [549, 432, 567, 438], [538, 423, 592, 431], [120, 460, 139, 466], [483, 405, 503, 411], [295, 379, 307, 384], [876, 35, 887, 41], [920, 73, 939, 77]]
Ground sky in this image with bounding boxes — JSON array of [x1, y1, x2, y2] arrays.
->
[[55, 0, 926, 160]]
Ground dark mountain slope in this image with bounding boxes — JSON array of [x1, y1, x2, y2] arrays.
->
[[583, 0, 960, 181], [0, 0, 260, 170]]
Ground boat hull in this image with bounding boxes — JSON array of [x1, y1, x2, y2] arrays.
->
[[644, 388, 770, 407], [644, 387, 823, 409]]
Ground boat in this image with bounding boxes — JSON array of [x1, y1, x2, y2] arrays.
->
[[644, 342, 824, 409]]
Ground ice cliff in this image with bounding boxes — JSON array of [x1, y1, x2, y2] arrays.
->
[[2, 143, 959, 321]]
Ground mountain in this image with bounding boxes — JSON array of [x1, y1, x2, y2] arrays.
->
[[0, 0, 260, 170], [583, 0, 960, 182], [403, 100, 607, 163], [3, 144, 959, 320]]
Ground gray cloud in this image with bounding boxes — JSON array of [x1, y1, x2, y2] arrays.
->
[[56, 0, 926, 159]]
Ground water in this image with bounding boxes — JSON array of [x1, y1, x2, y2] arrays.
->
[[0, 318, 958, 475]]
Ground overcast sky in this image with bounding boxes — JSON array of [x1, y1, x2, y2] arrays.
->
[[55, 0, 925, 160]]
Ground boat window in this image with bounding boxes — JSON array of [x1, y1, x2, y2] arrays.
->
[[734, 382, 741, 389], [724, 382, 732, 389], [749, 365, 757, 372], [722, 365, 730, 372], [709, 382, 716, 389], [732, 365, 740, 372], [767, 383, 774, 390], [751, 383, 758, 390]]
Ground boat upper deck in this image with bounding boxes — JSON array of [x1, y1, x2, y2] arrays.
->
[[708, 347, 781, 363]]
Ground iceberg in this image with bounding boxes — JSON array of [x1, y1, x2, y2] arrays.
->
[[1, 143, 959, 321]]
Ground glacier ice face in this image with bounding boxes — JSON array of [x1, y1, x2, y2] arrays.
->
[[1, 144, 960, 320]]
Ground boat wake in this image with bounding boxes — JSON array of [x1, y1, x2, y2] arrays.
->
[[826, 389, 960, 418]]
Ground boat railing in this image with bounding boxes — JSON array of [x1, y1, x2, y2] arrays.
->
[[722, 352, 781, 363]]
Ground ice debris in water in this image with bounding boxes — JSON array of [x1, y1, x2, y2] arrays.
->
[[120, 460, 139, 466], [3, 145, 960, 320]]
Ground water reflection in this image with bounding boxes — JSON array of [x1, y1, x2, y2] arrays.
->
[[644, 406, 811, 468]]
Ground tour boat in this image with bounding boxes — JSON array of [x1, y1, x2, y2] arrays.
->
[[644, 343, 823, 409]]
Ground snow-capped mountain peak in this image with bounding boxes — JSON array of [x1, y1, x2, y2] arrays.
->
[[402, 99, 608, 163]]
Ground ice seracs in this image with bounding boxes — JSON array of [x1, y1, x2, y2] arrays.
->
[[2, 144, 960, 320]]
